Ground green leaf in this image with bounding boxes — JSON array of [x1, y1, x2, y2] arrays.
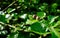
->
[[32, 0, 39, 3], [49, 27, 60, 38], [30, 22, 46, 35], [46, 32, 58, 38], [39, 6, 46, 11], [48, 15, 59, 24], [7, 8, 13, 13], [48, 15, 54, 21], [7, 32, 30, 38], [51, 32, 58, 38], [0, 15, 7, 23], [7, 32, 18, 38], [17, 32, 30, 38], [52, 3, 58, 9], [18, 0, 24, 2], [28, 15, 33, 20], [53, 21, 60, 27], [26, 19, 38, 24], [37, 12, 46, 19], [20, 14, 27, 19]]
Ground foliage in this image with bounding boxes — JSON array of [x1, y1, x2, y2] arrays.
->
[[0, 0, 60, 38]]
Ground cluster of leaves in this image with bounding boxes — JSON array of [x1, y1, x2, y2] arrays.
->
[[0, 0, 60, 38]]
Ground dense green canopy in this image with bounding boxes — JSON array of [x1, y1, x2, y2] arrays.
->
[[0, 0, 60, 38]]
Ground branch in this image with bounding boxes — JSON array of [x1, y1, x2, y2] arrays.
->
[[2, 0, 17, 11]]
